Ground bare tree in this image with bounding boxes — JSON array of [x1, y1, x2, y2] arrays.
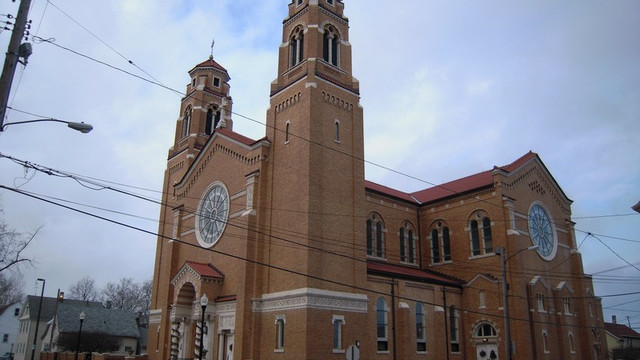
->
[[68, 276, 99, 302], [0, 210, 40, 273], [0, 272, 25, 307], [139, 279, 152, 326], [101, 278, 152, 326]]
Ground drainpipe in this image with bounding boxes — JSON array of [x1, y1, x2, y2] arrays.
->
[[391, 279, 397, 360], [443, 287, 450, 360]]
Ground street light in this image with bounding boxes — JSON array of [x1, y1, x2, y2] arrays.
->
[[29, 278, 45, 360], [75, 312, 85, 360], [1, 118, 93, 133], [495, 245, 538, 360], [199, 294, 208, 360]]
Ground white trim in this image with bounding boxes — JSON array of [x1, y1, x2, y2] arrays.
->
[[252, 288, 368, 313]]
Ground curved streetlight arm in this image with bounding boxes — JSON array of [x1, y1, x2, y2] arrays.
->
[[1, 118, 93, 133]]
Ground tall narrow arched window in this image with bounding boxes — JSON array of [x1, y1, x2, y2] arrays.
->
[[275, 316, 285, 350], [334, 120, 340, 142], [289, 26, 304, 67], [376, 298, 388, 352], [205, 108, 220, 135], [366, 213, 385, 258], [470, 220, 480, 255], [449, 306, 459, 352], [469, 212, 494, 257], [482, 217, 493, 253], [181, 107, 192, 138], [400, 222, 416, 264], [416, 302, 426, 352], [376, 221, 384, 258], [442, 227, 451, 261], [323, 25, 339, 66], [431, 229, 440, 263], [431, 221, 451, 263], [205, 108, 213, 135], [285, 121, 290, 143]]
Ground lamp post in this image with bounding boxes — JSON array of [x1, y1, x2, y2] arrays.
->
[[75, 312, 85, 360], [199, 294, 208, 360], [496, 245, 538, 360], [29, 278, 45, 360], [1, 118, 93, 133]]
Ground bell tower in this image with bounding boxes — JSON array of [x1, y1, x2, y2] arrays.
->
[[169, 55, 233, 171], [263, 0, 366, 293]]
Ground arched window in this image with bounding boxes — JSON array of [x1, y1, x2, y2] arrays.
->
[[475, 323, 497, 338], [289, 26, 304, 67], [366, 213, 385, 258], [334, 120, 340, 142], [323, 25, 339, 66], [332, 316, 344, 351], [181, 107, 192, 138], [569, 332, 575, 353], [205, 107, 221, 135], [449, 306, 459, 352], [542, 330, 549, 353], [442, 227, 451, 261], [430, 222, 451, 263], [400, 222, 416, 264], [275, 316, 285, 350], [376, 298, 388, 352], [431, 229, 440, 263], [285, 122, 290, 143], [470, 212, 493, 256], [416, 302, 426, 352]]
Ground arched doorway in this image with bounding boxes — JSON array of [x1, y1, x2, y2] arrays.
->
[[474, 322, 499, 360]]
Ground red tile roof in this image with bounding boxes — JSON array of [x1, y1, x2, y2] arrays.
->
[[411, 151, 539, 204], [191, 56, 228, 73], [605, 322, 640, 339], [217, 127, 269, 147], [365, 180, 417, 203], [185, 261, 224, 279], [367, 261, 463, 287]]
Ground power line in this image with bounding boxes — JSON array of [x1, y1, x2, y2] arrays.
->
[[0, 183, 611, 332], [2, 151, 639, 288], [45, 0, 165, 86]]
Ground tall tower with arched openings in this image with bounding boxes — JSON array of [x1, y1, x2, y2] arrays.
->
[[262, 0, 367, 293], [170, 56, 233, 173]]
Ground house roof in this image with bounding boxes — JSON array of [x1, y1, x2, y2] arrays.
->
[[22, 296, 103, 322], [605, 322, 640, 340], [367, 261, 464, 287], [56, 301, 140, 338], [185, 261, 225, 279]]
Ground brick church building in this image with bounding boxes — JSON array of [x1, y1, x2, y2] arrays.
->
[[148, 1, 607, 360]]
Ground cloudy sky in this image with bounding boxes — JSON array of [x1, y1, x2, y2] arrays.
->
[[1, 0, 638, 328]]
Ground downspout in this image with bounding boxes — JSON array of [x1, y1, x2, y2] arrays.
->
[[417, 207, 423, 269], [443, 287, 450, 360], [391, 279, 397, 360], [526, 284, 537, 359]]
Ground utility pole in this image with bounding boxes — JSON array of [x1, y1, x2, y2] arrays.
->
[[496, 247, 513, 360], [0, 0, 33, 130]]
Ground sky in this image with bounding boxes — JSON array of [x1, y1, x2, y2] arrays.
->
[[0, 0, 638, 329]]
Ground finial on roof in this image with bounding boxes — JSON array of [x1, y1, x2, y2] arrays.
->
[[210, 39, 215, 60]]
